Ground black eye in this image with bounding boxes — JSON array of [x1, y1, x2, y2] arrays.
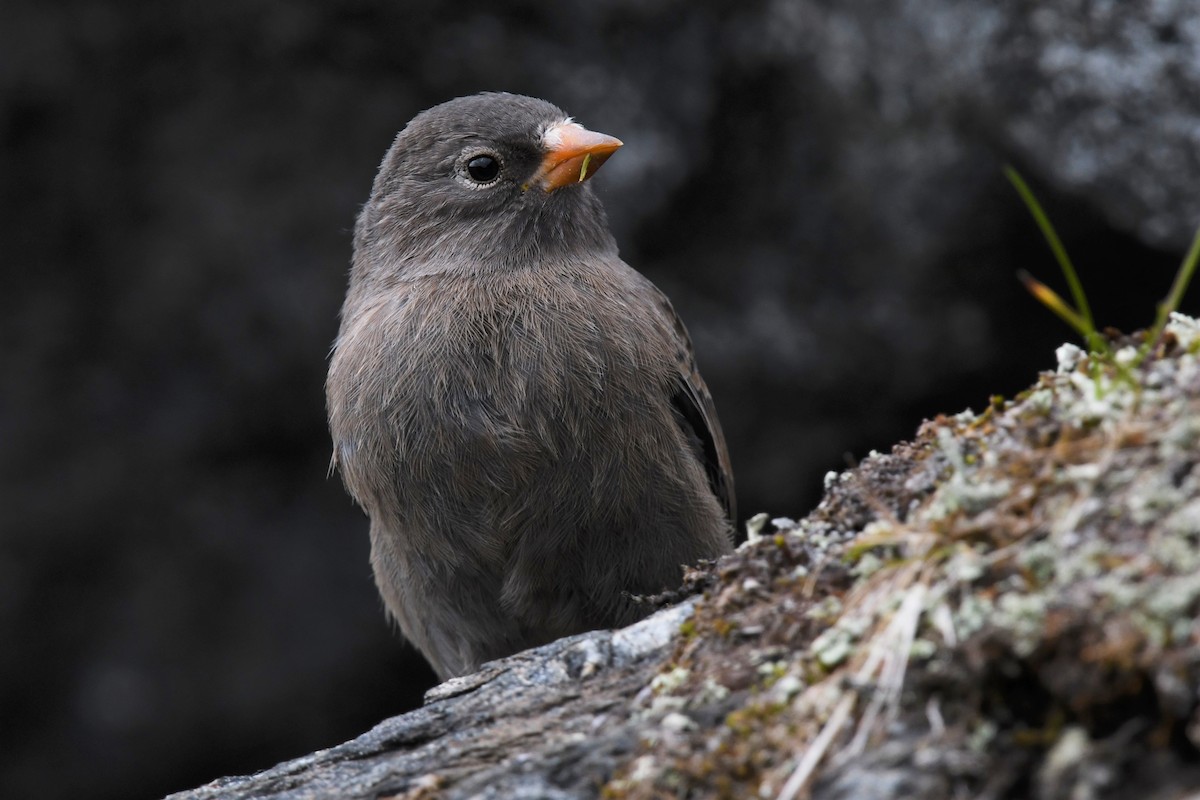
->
[[466, 154, 500, 183]]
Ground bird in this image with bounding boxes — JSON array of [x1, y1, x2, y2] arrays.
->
[[326, 92, 734, 681]]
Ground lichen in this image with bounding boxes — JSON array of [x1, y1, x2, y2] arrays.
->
[[604, 316, 1200, 799]]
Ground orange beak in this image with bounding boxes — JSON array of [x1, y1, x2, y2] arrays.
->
[[529, 121, 623, 192]]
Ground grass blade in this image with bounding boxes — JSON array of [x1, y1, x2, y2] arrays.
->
[[1018, 270, 1090, 337], [1005, 166, 1103, 353], [1143, 222, 1200, 354]]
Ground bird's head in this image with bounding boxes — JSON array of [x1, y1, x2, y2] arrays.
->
[[355, 93, 624, 276]]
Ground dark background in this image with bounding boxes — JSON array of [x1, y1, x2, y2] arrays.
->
[[3, 2, 1196, 798]]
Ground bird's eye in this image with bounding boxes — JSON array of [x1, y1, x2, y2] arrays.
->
[[466, 154, 501, 183]]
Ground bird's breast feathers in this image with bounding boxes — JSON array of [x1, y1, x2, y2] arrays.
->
[[331, 266, 679, 472]]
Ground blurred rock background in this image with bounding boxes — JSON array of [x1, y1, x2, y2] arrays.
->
[[2, 1, 1196, 798]]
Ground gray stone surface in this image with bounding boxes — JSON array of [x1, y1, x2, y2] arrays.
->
[[167, 602, 696, 800], [769, 0, 1200, 249], [166, 317, 1200, 798]]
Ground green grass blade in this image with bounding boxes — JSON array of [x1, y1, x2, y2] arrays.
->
[[1005, 166, 1103, 352], [1143, 221, 1200, 354], [1018, 270, 1090, 338]]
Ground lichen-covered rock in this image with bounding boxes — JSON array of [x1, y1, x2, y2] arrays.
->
[[171, 316, 1200, 799], [166, 604, 696, 800], [610, 314, 1200, 799]]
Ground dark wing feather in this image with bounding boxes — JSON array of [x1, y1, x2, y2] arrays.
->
[[655, 292, 736, 528]]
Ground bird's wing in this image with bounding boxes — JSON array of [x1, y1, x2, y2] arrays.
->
[[652, 288, 737, 528]]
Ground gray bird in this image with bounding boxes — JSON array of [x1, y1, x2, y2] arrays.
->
[[326, 92, 734, 680]]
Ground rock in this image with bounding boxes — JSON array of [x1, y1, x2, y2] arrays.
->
[[751, 0, 1200, 251], [167, 603, 696, 800], [170, 317, 1200, 799]]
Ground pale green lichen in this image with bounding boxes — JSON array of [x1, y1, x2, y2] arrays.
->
[[1015, 538, 1058, 586], [642, 694, 687, 719], [768, 673, 805, 703], [967, 719, 999, 753], [692, 678, 730, 706], [1161, 501, 1200, 549], [626, 755, 659, 784], [1145, 572, 1200, 626], [811, 623, 859, 669], [925, 474, 1012, 520], [944, 548, 986, 584], [1114, 345, 1139, 367], [1160, 414, 1200, 456], [850, 551, 885, 579], [744, 512, 770, 543], [1060, 462, 1102, 483], [660, 712, 696, 733], [806, 614, 873, 671], [923, 427, 1013, 519], [952, 593, 993, 640], [995, 591, 1048, 657], [1056, 343, 1085, 373], [805, 595, 843, 622], [1063, 368, 1128, 422], [1025, 386, 1057, 413], [909, 637, 938, 659], [651, 666, 690, 694], [1166, 311, 1200, 349], [1127, 470, 1187, 526], [1040, 726, 1091, 781], [610, 316, 1200, 800]]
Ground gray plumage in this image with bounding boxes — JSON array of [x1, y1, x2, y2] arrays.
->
[[326, 92, 734, 680]]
